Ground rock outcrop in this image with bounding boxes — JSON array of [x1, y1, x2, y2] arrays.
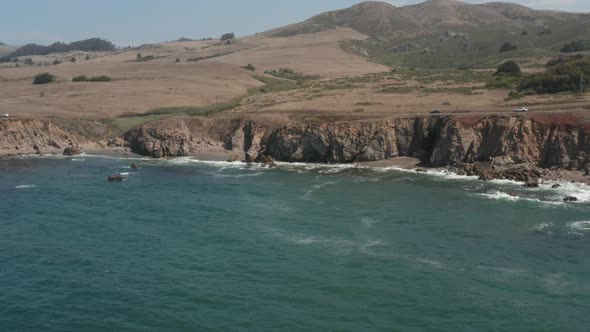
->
[[124, 115, 590, 173], [459, 162, 545, 183], [5, 114, 590, 180], [63, 147, 82, 156], [0, 118, 113, 155], [107, 174, 124, 182]]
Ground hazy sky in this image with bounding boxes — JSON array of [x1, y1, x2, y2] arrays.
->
[[0, 0, 588, 46]]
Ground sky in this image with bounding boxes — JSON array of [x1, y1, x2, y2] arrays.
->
[[0, 0, 588, 46]]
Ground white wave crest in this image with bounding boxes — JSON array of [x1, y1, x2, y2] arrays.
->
[[302, 181, 336, 199], [567, 221, 590, 235], [212, 172, 264, 178], [361, 217, 379, 229], [542, 182, 590, 203], [531, 222, 558, 235], [15, 184, 37, 189], [480, 190, 520, 201]]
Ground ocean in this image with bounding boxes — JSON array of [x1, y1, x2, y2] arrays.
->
[[2, 155, 590, 331]]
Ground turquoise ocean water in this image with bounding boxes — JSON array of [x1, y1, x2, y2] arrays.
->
[[2, 155, 590, 331]]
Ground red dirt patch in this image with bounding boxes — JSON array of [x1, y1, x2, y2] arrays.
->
[[530, 113, 582, 127], [455, 115, 482, 126]]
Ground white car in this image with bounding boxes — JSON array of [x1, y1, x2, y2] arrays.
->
[[1, 114, 9, 119], [514, 107, 528, 113]]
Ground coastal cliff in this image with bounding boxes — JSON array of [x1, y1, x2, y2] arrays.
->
[[124, 115, 590, 171], [0, 118, 113, 155], [2, 114, 589, 173]]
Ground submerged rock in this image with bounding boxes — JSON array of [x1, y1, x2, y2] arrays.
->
[[563, 196, 578, 202], [107, 174, 124, 182], [552, 184, 561, 189], [257, 155, 277, 168], [130, 163, 140, 170], [227, 154, 241, 162], [63, 147, 82, 156], [462, 162, 544, 184]]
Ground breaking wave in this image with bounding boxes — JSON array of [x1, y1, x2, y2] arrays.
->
[[15, 184, 37, 189]]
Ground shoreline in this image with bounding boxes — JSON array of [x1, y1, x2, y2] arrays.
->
[[4, 149, 589, 187]]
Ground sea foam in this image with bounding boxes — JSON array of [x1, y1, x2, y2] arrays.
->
[[15, 184, 37, 189]]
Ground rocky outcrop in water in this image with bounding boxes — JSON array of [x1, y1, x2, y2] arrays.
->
[[107, 174, 124, 182], [63, 147, 82, 156], [459, 162, 545, 183]]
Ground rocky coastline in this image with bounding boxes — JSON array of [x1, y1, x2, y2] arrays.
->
[[2, 114, 590, 186]]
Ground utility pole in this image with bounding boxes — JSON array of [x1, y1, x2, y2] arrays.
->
[[256, 87, 260, 112], [370, 77, 374, 112], [580, 72, 584, 96]]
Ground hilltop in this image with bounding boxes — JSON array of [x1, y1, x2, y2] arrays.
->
[[0, 38, 116, 62], [270, 0, 590, 68]]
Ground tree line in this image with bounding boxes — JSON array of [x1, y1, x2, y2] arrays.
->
[[0, 38, 116, 62]]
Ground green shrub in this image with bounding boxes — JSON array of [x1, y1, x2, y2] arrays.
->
[[264, 68, 318, 82], [499, 42, 518, 53], [90, 75, 111, 81], [70, 57, 76, 63], [33, 73, 56, 84], [72, 75, 111, 82], [242, 64, 256, 71], [546, 54, 584, 67], [496, 61, 521, 76], [24, 58, 34, 65], [72, 75, 88, 82], [145, 100, 240, 117], [220, 33, 235, 41], [136, 55, 155, 62], [561, 41, 586, 53], [52, 59, 61, 65], [519, 58, 590, 94]]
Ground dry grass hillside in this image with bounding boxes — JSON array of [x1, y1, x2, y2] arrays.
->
[[0, 28, 385, 120], [0, 0, 589, 133]]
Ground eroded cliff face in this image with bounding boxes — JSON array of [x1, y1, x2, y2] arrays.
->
[[2, 115, 586, 170], [124, 115, 590, 170], [0, 118, 112, 155]]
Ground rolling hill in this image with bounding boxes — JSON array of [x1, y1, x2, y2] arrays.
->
[[0, 38, 116, 62], [270, 0, 590, 68]]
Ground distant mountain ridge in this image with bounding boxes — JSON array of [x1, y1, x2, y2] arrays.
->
[[0, 38, 116, 62], [270, 0, 590, 68]]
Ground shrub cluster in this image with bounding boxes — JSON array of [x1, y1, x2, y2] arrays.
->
[[519, 58, 589, 94], [499, 42, 518, 53], [72, 75, 112, 82], [241, 64, 255, 71], [561, 41, 586, 53], [546, 54, 584, 67], [495, 61, 521, 76], [264, 68, 319, 82], [220, 33, 235, 41], [33, 73, 56, 85], [0, 38, 116, 62]]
